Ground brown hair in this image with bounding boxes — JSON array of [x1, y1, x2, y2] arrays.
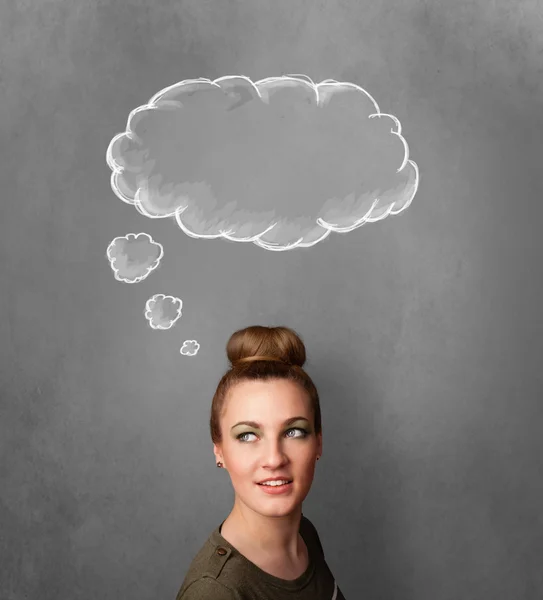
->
[[210, 326, 322, 444]]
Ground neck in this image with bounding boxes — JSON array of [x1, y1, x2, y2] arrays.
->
[[224, 503, 304, 562]]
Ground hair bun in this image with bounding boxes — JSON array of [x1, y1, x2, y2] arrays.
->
[[232, 355, 290, 368], [226, 326, 306, 369]]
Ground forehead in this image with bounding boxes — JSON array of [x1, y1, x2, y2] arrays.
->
[[224, 379, 310, 420]]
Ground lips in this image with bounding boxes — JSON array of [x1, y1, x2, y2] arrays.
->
[[257, 478, 293, 485], [257, 481, 293, 495], [257, 481, 293, 486]]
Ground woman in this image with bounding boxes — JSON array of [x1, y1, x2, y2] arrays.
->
[[176, 325, 346, 599]]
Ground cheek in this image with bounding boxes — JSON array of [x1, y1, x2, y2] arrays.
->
[[228, 455, 254, 479]]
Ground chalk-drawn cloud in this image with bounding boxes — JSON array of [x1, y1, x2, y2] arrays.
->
[[106, 233, 164, 283], [106, 74, 419, 251], [144, 294, 182, 329], [180, 340, 200, 357]]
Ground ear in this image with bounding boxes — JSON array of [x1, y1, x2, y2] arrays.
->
[[213, 442, 223, 463], [316, 431, 323, 457]]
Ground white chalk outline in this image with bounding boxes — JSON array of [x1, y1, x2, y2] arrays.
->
[[144, 293, 183, 330], [180, 340, 200, 357], [106, 232, 164, 283], [106, 74, 419, 251]]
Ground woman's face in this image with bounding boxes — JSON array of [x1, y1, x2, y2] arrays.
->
[[214, 379, 322, 516]]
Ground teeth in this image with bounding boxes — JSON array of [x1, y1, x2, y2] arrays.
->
[[260, 480, 290, 486]]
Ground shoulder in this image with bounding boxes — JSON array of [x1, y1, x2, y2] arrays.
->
[[176, 577, 237, 600], [175, 528, 240, 599]]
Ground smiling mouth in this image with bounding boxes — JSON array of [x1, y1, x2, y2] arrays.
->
[[257, 480, 293, 486]]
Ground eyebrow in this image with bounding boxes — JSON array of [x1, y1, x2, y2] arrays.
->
[[231, 416, 309, 430]]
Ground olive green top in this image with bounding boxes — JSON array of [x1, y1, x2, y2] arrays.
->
[[175, 513, 346, 599]]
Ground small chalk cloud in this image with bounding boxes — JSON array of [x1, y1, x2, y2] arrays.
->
[[106, 74, 419, 251], [180, 340, 200, 357], [106, 233, 164, 283], [144, 294, 182, 329]]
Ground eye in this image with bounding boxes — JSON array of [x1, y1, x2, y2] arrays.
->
[[236, 427, 309, 443]]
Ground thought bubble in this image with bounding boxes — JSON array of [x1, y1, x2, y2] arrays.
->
[[180, 340, 200, 357], [106, 232, 164, 283], [106, 74, 419, 251], [144, 294, 182, 329]]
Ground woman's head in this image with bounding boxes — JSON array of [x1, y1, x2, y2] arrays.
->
[[211, 326, 323, 515]]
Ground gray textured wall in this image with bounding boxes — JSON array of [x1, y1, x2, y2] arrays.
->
[[2, 1, 543, 599]]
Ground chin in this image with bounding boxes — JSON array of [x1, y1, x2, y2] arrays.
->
[[256, 504, 301, 517]]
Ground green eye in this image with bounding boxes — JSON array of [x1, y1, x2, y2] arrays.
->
[[236, 427, 309, 443]]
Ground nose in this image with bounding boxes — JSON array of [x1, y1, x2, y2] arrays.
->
[[262, 443, 289, 468]]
